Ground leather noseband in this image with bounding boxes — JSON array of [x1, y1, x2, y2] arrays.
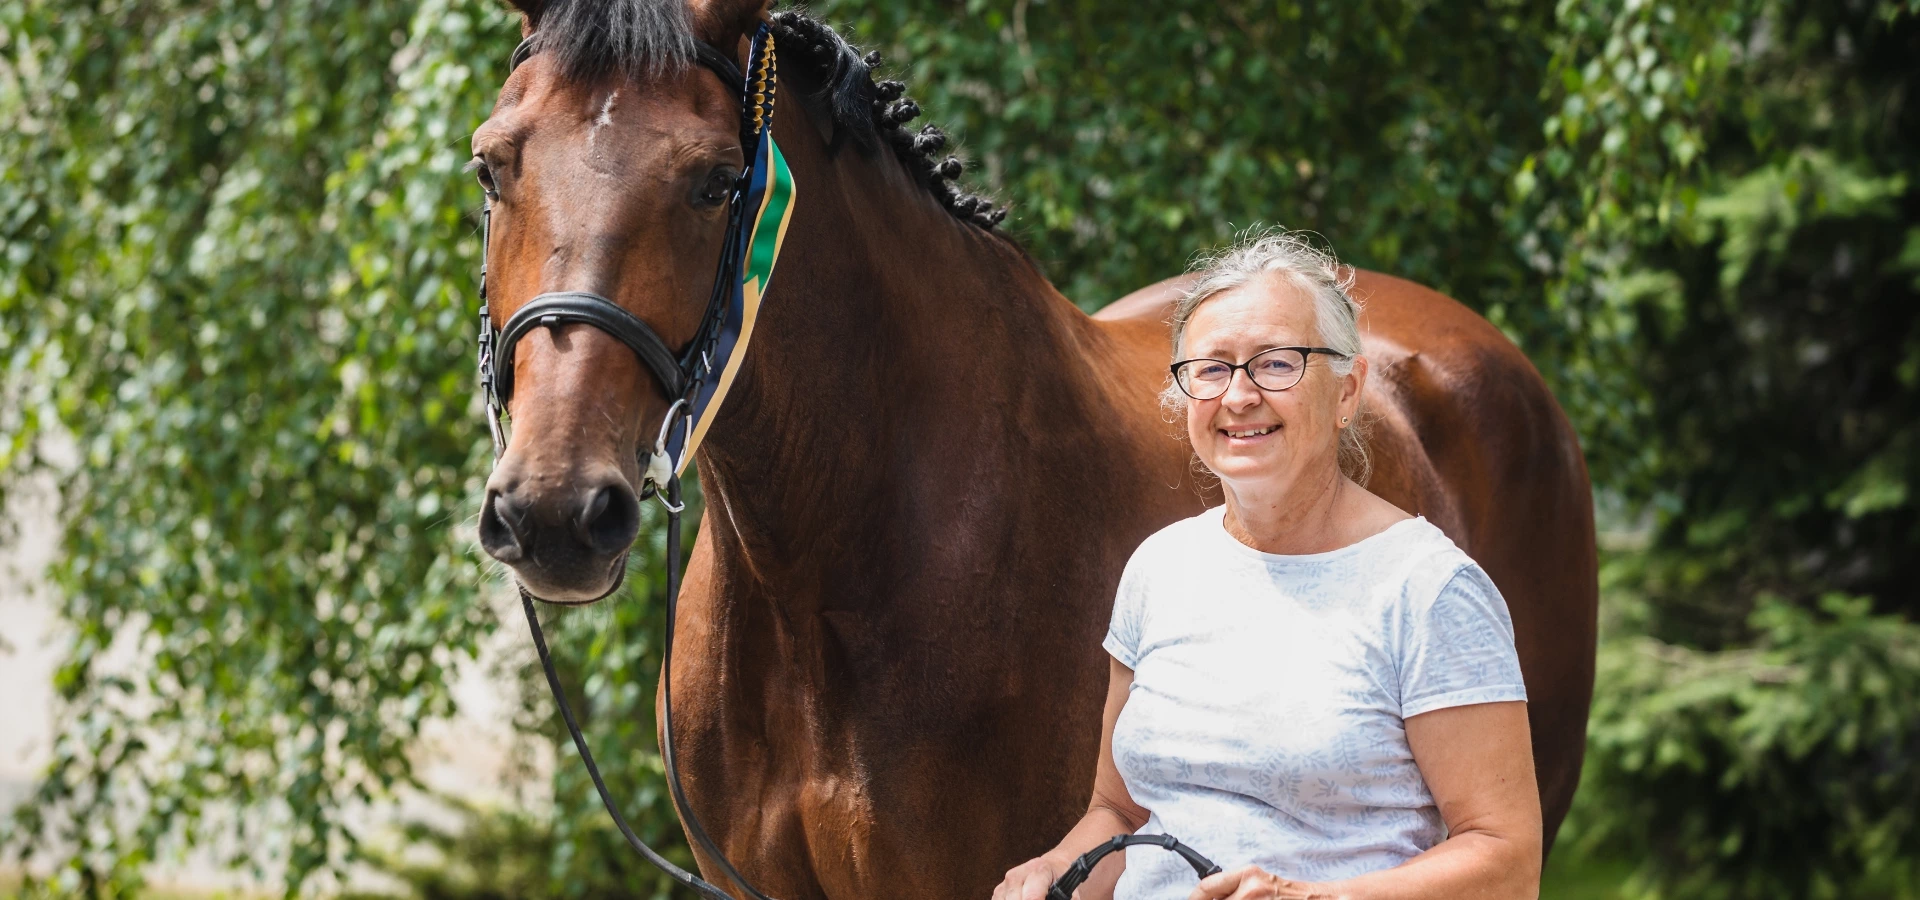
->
[[493, 292, 687, 403]]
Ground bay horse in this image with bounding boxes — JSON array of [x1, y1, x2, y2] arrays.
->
[[469, 1, 1596, 897]]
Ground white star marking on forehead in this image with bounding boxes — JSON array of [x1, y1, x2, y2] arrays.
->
[[587, 90, 620, 152]]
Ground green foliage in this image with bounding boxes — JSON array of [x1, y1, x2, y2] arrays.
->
[[833, 0, 1555, 314], [1, 0, 501, 893], [342, 786, 688, 900], [1539, 853, 1636, 900], [1521, 0, 1920, 642], [345, 799, 564, 900], [1504, 0, 1762, 487], [1566, 593, 1920, 898]]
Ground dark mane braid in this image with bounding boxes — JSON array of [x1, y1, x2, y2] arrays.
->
[[770, 11, 1009, 231]]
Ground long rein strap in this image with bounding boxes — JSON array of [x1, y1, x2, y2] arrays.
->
[[520, 574, 733, 900], [519, 478, 771, 900]]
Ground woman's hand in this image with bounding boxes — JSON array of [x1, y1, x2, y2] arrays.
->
[[992, 856, 1063, 900], [1187, 865, 1343, 900]]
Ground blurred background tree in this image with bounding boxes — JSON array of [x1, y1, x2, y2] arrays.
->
[[1, 0, 1915, 898], [1514, 1, 1920, 895]]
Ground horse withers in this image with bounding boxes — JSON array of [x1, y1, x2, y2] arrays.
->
[[469, 1, 1596, 897]]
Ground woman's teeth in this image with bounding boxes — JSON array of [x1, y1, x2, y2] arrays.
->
[[1224, 425, 1277, 438]]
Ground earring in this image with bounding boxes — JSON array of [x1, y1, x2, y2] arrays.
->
[[1340, 416, 1350, 426]]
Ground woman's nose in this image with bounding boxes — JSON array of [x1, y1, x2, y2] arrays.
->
[[1220, 368, 1265, 409]]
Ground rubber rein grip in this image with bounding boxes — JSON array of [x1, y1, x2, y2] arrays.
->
[[1047, 834, 1223, 900]]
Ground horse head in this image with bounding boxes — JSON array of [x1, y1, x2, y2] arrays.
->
[[472, 0, 769, 602]]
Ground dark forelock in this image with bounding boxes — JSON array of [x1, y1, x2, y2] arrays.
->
[[528, 0, 696, 81]]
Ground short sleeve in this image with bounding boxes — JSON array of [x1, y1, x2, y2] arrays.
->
[[1397, 563, 1528, 717], [1102, 550, 1151, 669]]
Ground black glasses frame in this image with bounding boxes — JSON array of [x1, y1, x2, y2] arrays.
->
[[1169, 346, 1350, 400]]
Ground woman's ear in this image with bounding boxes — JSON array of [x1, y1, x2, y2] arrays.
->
[[1339, 356, 1369, 422], [689, 0, 772, 55]]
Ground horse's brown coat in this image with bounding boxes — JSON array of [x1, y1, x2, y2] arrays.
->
[[476, 3, 1596, 896]]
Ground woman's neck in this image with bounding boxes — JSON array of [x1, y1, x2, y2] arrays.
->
[[1221, 461, 1355, 555]]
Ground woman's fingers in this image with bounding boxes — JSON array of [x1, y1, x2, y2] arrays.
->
[[1187, 865, 1324, 900], [1020, 865, 1054, 900], [1189, 865, 1251, 900], [993, 863, 1026, 900], [991, 858, 1057, 900]]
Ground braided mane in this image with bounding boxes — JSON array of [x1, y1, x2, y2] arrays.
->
[[769, 12, 1009, 230]]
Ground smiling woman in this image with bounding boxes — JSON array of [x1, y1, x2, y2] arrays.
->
[[1163, 232, 1372, 487], [996, 231, 1546, 900]]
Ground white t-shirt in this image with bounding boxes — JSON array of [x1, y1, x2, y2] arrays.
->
[[1102, 507, 1527, 897]]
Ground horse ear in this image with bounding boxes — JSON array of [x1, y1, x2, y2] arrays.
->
[[503, 0, 544, 35], [688, 0, 771, 52]]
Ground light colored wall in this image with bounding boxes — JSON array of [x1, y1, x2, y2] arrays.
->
[[0, 475, 60, 820]]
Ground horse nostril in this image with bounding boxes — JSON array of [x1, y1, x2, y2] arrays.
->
[[479, 490, 527, 563], [579, 482, 640, 556]]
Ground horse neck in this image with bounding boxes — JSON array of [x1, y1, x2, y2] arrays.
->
[[693, 124, 1099, 588]]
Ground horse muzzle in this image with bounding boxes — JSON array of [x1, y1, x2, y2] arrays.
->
[[480, 462, 641, 603]]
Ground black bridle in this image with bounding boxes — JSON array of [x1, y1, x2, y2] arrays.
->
[[480, 27, 780, 900], [482, 37, 756, 498], [477, 23, 1223, 900]]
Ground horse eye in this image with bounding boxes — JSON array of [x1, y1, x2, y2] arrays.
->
[[472, 160, 499, 200], [693, 168, 737, 209]]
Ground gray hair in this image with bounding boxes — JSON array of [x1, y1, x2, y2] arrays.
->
[[1162, 227, 1372, 484]]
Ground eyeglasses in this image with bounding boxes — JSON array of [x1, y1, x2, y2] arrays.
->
[[1169, 346, 1350, 401]]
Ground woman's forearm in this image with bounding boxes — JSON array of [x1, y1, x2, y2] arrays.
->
[[1040, 803, 1140, 869], [1031, 802, 1142, 900], [1318, 829, 1539, 900]]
